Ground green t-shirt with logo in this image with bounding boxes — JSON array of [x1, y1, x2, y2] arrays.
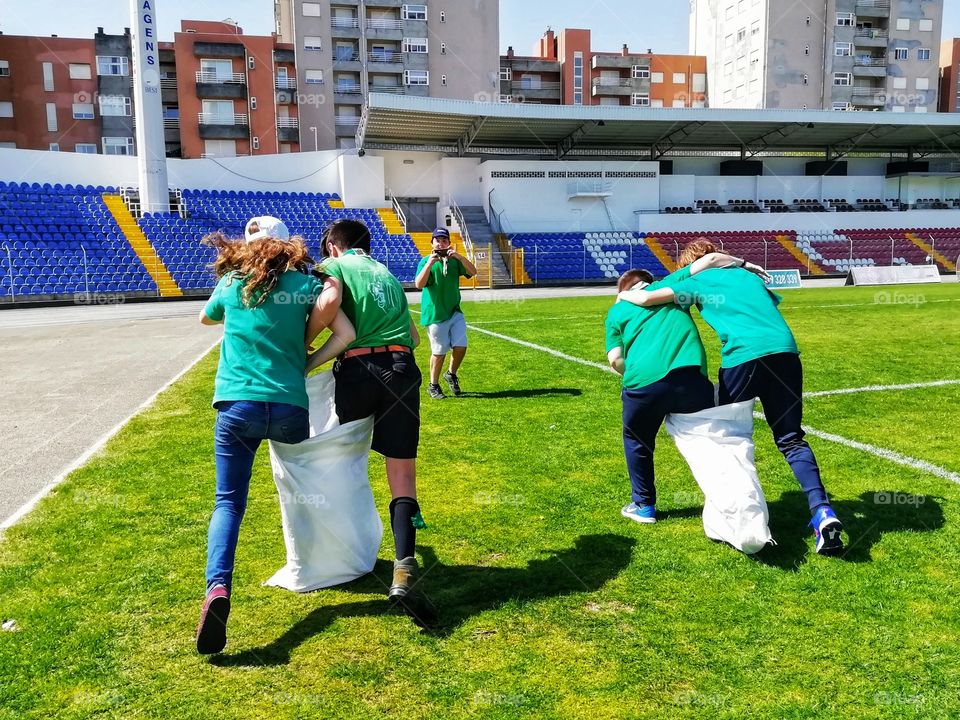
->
[[204, 270, 321, 409], [667, 267, 799, 368], [416, 255, 469, 326], [320, 250, 414, 350], [604, 270, 706, 390]]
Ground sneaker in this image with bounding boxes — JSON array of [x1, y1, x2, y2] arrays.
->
[[388, 556, 418, 603], [443, 371, 462, 396], [621, 502, 656, 524], [427, 383, 445, 400], [811, 506, 844, 555], [196, 584, 230, 655]]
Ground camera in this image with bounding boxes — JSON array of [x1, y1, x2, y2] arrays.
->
[[435, 248, 450, 258]]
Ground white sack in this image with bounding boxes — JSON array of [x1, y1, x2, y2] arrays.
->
[[265, 371, 382, 592], [665, 400, 773, 554]]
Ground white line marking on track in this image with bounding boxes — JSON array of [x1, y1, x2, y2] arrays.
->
[[805, 379, 960, 398], [0, 337, 223, 533], [468, 314, 600, 326], [465, 322, 960, 486]]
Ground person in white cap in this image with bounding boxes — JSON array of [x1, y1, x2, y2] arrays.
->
[[194, 216, 356, 655]]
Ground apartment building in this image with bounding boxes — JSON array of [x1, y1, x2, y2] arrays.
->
[[275, 0, 500, 149], [500, 29, 708, 108], [938, 38, 960, 112], [171, 20, 299, 159], [690, 0, 943, 112], [0, 29, 132, 154]]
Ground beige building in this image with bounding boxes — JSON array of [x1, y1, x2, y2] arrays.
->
[[275, 0, 500, 149], [690, 0, 943, 112]]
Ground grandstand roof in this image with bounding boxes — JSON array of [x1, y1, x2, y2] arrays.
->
[[358, 94, 960, 159]]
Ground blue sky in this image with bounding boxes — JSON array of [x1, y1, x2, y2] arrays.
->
[[0, 0, 958, 56]]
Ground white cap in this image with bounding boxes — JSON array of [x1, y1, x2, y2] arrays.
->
[[244, 216, 291, 243]]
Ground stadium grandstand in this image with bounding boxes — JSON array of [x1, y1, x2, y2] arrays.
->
[[2, 95, 960, 302]]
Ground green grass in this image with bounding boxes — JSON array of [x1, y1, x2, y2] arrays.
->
[[2, 284, 960, 719]]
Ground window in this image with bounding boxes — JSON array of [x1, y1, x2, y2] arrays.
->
[[75, 144, 97, 154], [651, 72, 663, 83], [500, 67, 512, 81], [204, 139, 237, 157], [202, 100, 234, 123], [631, 93, 650, 106], [835, 42, 852, 56], [46, 103, 57, 131], [749, 51, 759, 68], [0, 101, 12, 117], [737, 27, 746, 42], [404, 69, 429, 85], [918, 48, 931, 61], [735, 84, 744, 98], [42, 62, 54, 91], [751, 20, 760, 36], [302, 3, 321, 16], [837, 13, 854, 26], [573, 51, 583, 105], [832, 102, 850, 111], [916, 77, 930, 90], [304, 36, 322, 51], [894, 48, 908, 61], [69, 63, 91, 80], [402, 37, 428, 53], [693, 100, 706, 108], [0, 60, 8, 77], [693, 73, 706, 92], [499, 94, 512, 103], [725, 34, 734, 48], [103, 137, 134, 155], [402, 4, 427, 20], [632, 65, 650, 79], [672, 72, 686, 84], [98, 96, 132, 116], [49, 143, 60, 151], [305, 70, 324, 84], [200, 59, 233, 82], [895, 18, 910, 31], [724, 62, 733, 76], [892, 105, 905, 112], [650, 99, 664, 107], [672, 99, 686, 108], [73, 103, 93, 120], [725, 5, 735, 19], [893, 77, 907, 89], [833, 72, 852, 86], [97, 56, 129, 76], [919, 19, 933, 32], [0, 142, 15, 149], [723, 89, 732, 102], [914, 106, 928, 113]]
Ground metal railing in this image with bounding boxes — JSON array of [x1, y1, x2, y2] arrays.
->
[[195, 71, 245, 84], [591, 77, 634, 87], [449, 199, 476, 262], [334, 115, 362, 125], [275, 77, 297, 90], [366, 18, 403, 30], [854, 57, 887, 67], [854, 28, 888, 38], [855, 0, 891, 8], [197, 112, 249, 126], [277, 117, 299, 129], [334, 83, 363, 94], [387, 188, 407, 232], [369, 86, 405, 93], [331, 17, 360, 29], [513, 81, 562, 91], [368, 51, 403, 63], [333, 51, 360, 62]]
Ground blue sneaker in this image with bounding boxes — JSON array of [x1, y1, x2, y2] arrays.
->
[[810, 506, 844, 555], [621, 502, 656, 524]]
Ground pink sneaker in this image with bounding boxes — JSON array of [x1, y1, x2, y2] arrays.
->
[[195, 584, 230, 655]]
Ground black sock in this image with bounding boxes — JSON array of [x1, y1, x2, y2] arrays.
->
[[389, 496, 419, 560]]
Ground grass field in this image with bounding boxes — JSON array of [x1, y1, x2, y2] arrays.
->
[[1, 283, 959, 719]]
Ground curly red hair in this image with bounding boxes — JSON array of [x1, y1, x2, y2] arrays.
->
[[203, 232, 313, 307]]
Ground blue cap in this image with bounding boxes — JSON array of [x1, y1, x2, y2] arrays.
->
[[432, 227, 450, 239]]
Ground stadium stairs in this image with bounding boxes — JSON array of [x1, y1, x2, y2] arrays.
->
[[102, 195, 182, 297], [459, 206, 514, 286]]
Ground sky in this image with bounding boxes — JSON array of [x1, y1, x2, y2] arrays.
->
[[0, 0, 959, 56]]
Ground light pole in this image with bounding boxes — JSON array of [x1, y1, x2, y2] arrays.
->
[[309, 126, 318, 151]]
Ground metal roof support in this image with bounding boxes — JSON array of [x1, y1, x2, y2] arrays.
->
[[354, 108, 369, 152], [649, 121, 706, 159], [457, 116, 488, 157], [743, 122, 806, 158], [556, 121, 598, 159], [830, 124, 903, 160]]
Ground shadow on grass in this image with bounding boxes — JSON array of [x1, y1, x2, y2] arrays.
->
[[211, 533, 634, 666], [754, 490, 945, 570], [456, 388, 583, 400]]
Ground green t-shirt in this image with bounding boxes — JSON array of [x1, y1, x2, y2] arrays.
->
[[667, 267, 799, 368], [605, 270, 707, 389], [416, 255, 470, 326], [204, 270, 321, 409], [320, 250, 414, 350]]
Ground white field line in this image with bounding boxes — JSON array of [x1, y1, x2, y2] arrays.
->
[[469, 314, 600, 326], [805, 379, 960, 398], [782, 298, 960, 310], [464, 321, 960, 486], [0, 337, 223, 533]]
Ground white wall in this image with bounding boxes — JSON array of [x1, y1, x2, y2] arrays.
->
[[338, 154, 387, 208]]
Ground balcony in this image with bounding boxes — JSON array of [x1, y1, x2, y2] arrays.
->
[[198, 112, 249, 139], [369, 85, 404, 94], [277, 116, 299, 142], [331, 16, 361, 31], [591, 77, 646, 96], [275, 77, 297, 91], [592, 55, 650, 70], [193, 41, 245, 58], [853, 56, 887, 78], [335, 115, 361, 136], [853, 28, 889, 48], [855, 0, 890, 18], [195, 71, 247, 99], [850, 89, 886, 106], [511, 80, 562, 100], [365, 17, 403, 39], [368, 50, 402, 64], [334, 82, 363, 94], [274, 48, 296, 64], [507, 58, 561, 73]]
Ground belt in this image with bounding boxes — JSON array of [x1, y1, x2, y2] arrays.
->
[[341, 344, 411, 360]]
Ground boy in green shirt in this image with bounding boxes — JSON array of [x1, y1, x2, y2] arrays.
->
[[311, 219, 428, 608], [618, 240, 844, 555], [414, 228, 477, 399]]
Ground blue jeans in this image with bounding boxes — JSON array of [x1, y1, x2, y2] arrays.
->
[[718, 352, 829, 516], [622, 366, 715, 507], [206, 400, 310, 591]]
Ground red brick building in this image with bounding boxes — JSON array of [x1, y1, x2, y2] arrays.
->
[[939, 39, 960, 113]]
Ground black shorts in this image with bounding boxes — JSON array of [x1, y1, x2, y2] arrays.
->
[[333, 350, 422, 459]]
